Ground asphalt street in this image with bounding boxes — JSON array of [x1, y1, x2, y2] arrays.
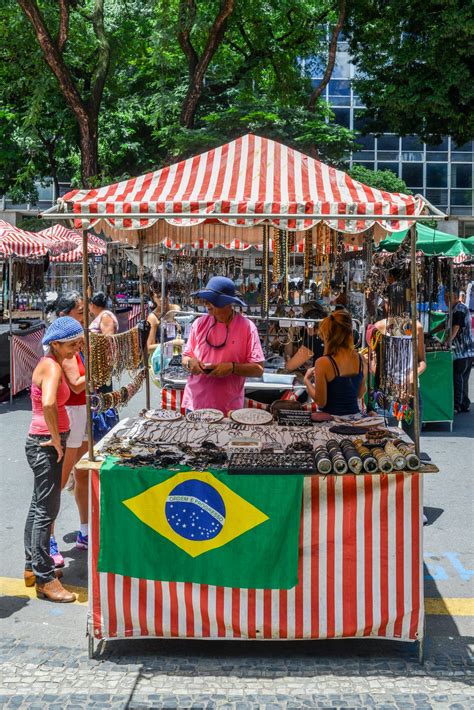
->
[[0, 379, 473, 709]]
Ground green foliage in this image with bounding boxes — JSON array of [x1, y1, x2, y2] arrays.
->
[[345, 0, 474, 144], [347, 164, 412, 195]]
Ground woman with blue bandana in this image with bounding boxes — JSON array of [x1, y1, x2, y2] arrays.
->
[[24, 317, 83, 603]]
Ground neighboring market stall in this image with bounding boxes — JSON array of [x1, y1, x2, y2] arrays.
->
[[0, 221, 77, 400], [46, 133, 445, 660], [378, 224, 474, 429]]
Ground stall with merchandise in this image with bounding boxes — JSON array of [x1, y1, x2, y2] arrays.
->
[[0, 221, 77, 400], [45, 134, 446, 660], [377, 223, 474, 429]]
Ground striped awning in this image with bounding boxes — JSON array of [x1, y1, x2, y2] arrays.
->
[[60, 134, 425, 237], [0, 220, 58, 259], [40, 224, 106, 262]]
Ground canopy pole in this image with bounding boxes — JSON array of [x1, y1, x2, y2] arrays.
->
[[8, 256, 13, 404], [82, 230, 95, 461], [159, 248, 166, 391], [138, 231, 151, 409], [409, 225, 421, 456]]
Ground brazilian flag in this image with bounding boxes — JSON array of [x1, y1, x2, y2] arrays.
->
[[99, 457, 303, 589]]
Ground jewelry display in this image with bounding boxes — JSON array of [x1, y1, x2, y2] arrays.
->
[[326, 439, 348, 474], [372, 446, 394, 473], [384, 440, 406, 470], [273, 228, 281, 282], [339, 439, 363, 474], [304, 229, 313, 284], [91, 368, 146, 414], [354, 440, 378, 472], [90, 327, 141, 387], [314, 445, 332, 474], [395, 442, 420, 470]]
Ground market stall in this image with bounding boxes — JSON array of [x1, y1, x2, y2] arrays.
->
[[0, 221, 77, 400], [45, 133, 445, 659], [378, 224, 474, 429]]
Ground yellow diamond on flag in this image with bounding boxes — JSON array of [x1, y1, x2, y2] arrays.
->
[[122, 470, 269, 558]]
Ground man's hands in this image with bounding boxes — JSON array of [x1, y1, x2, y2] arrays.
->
[[209, 362, 233, 377], [186, 358, 206, 375]]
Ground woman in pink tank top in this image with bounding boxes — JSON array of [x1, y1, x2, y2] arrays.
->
[[24, 317, 83, 603]]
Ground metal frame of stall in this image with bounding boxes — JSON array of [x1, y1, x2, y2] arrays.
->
[[43, 203, 447, 663]]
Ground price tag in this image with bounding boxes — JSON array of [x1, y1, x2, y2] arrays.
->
[[279, 319, 292, 328]]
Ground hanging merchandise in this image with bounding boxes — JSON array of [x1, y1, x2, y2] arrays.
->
[[261, 225, 270, 317], [89, 327, 141, 388], [273, 228, 281, 282], [90, 368, 146, 415], [304, 229, 313, 284]]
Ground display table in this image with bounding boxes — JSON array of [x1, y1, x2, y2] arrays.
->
[[84, 415, 429, 660], [420, 350, 454, 429]]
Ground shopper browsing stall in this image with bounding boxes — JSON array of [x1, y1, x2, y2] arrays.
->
[[304, 311, 367, 415], [445, 287, 473, 413], [90, 292, 118, 335], [182, 276, 264, 414], [24, 317, 83, 603]]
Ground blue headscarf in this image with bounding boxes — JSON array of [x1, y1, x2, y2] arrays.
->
[[42, 316, 84, 354]]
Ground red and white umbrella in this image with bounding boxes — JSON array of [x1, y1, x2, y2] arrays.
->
[[39, 224, 106, 262], [0, 220, 67, 259], [62, 134, 425, 237]]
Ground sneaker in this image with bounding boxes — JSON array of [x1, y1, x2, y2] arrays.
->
[[76, 532, 88, 550], [49, 536, 65, 568]]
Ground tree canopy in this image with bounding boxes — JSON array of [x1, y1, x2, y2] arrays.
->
[[345, 0, 474, 145], [1, 0, 472, 199]]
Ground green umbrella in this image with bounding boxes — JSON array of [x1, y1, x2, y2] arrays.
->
[[378, 223, 474, 257]]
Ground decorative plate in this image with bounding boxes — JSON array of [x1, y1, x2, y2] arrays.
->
[[143, 409, 182, 421], [230, 408, 273, 425], [186, 408, 224, 423]]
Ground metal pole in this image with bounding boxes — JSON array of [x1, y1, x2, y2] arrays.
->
[[138, 231, 151, 409], [8, 256, 13, 404], [409, 225, 421, 456], [159, 249, 166, 389], [82, 230, 95, 461]]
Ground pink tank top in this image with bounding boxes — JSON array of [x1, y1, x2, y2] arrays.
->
[[90, 310, 119, 334], [29, 357, 71, 435]]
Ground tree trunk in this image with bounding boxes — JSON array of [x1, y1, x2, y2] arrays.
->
[[308, 0, 346, 112], [78, 115, 99, 186], [178, 0, 235, 129]]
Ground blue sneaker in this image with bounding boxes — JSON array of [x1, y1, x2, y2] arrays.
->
[[49, 536, 64, 568], [76, 532, 88, 550]]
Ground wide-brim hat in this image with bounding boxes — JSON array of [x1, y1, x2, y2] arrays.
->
[[192, 276, 246, 308]]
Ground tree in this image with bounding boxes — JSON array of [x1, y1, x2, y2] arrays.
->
[[17, 0, 112, 186], [345, 0, 474, 144], [348, 164, 411, 195]]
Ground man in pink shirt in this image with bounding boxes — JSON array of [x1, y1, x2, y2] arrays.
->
[[182, 277, 265, 414]]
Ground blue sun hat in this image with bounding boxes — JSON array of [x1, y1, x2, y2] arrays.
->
[[42, 316, 84, 354], [191, 276, 246, 308]]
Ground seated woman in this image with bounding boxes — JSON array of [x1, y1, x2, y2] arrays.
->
[[286, 309, 325, 372], [304, 310, 367, 416]]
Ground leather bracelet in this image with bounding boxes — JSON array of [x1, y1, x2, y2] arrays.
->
[[232, 362, 236, 374]]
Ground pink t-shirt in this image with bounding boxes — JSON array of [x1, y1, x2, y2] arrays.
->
[[182, 313, 264, 414]]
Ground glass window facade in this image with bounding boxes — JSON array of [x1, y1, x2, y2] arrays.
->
[[311, 47, 474, 217]]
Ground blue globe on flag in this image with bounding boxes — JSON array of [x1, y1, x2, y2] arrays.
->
[[165, 479, 226, 541]]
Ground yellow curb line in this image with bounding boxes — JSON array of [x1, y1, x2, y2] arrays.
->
[[0, 576, 87, 605], [0, 577, 473, 616]]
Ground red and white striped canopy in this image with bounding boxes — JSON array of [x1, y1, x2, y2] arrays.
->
[[0, 220, 63, 259], [39, 224, 106, 262], [61, 134, 425, 238]]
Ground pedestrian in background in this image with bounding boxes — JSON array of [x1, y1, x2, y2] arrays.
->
[[446, 288, 473, 413], [24, 317, 83, 603]]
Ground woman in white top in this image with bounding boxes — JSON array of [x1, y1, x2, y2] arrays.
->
[[89, 292, 118, 335]]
